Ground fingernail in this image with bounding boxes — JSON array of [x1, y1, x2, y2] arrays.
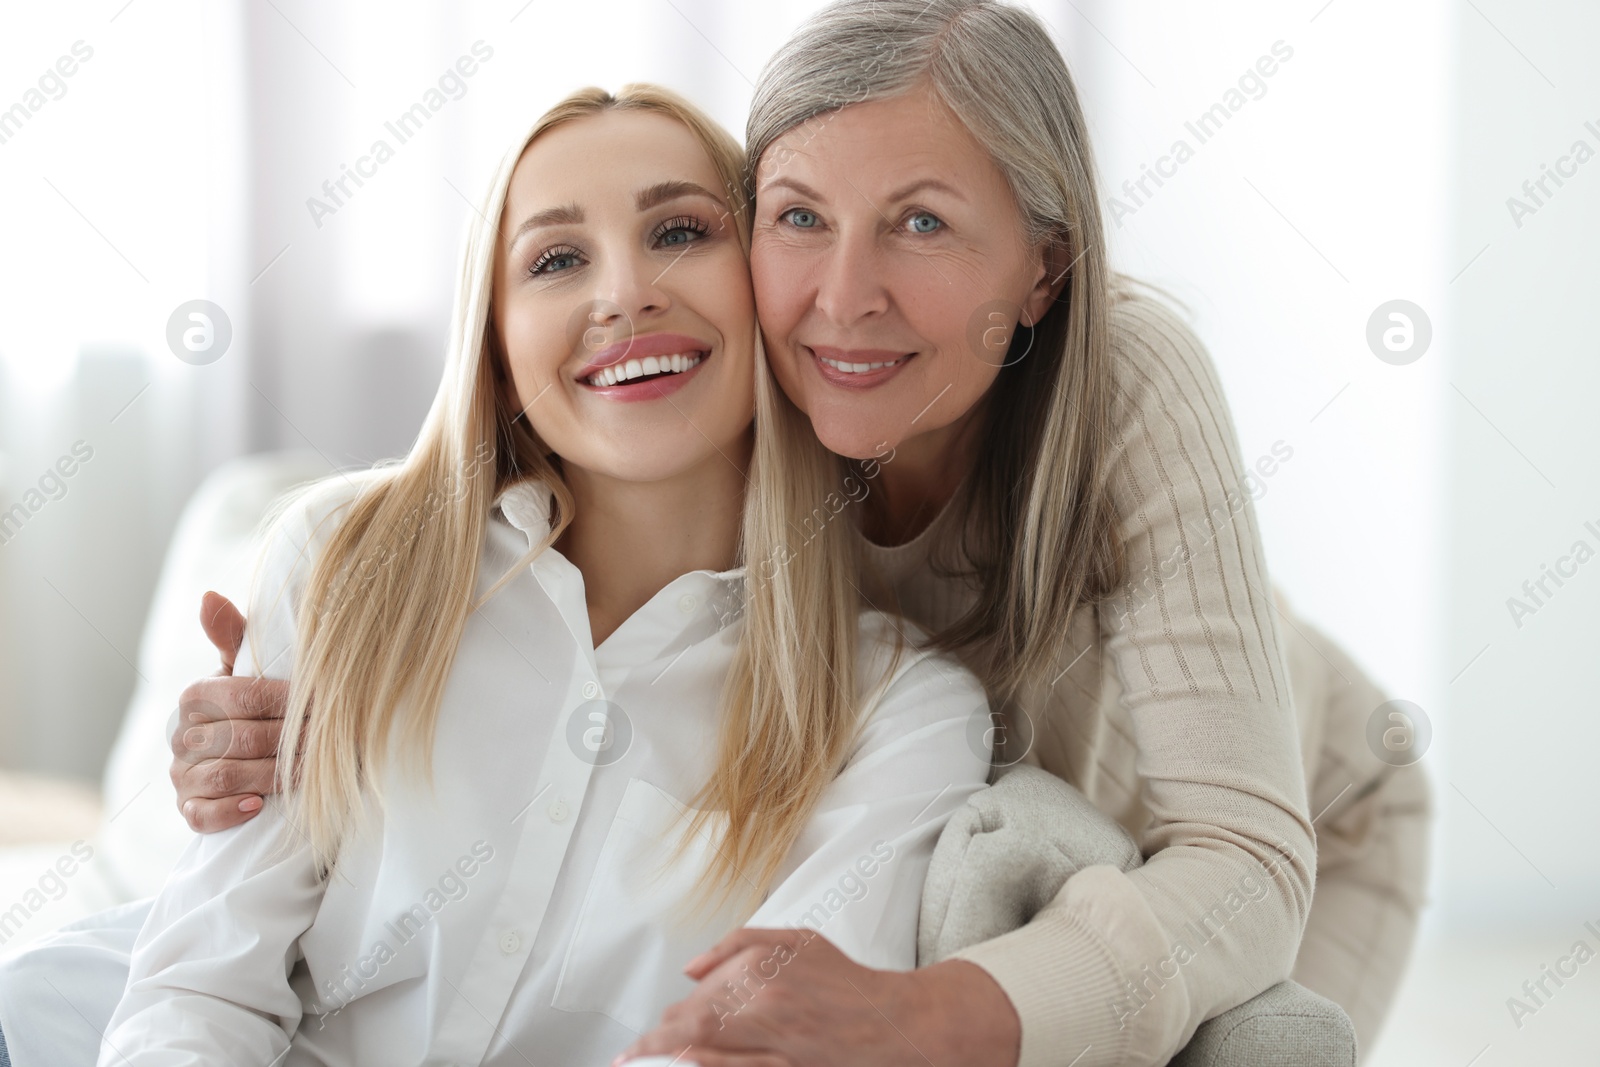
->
[[239, 796, 263, 812]]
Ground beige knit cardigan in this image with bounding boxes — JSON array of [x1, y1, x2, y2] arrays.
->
[[860, 292, 1430, 1066]]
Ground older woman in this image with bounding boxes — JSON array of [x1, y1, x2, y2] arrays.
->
[[624, 2, 1428, 1063]]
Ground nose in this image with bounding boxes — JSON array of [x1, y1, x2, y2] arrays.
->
[[595, 244, 672, 330], [814, 228, 890, 326]]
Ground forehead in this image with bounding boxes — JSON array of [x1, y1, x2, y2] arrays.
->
[[760, 85, 993, 188], [507, 109, 725, 212]]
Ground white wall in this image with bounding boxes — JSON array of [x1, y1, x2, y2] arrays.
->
[[0, 0, 253, 778], [1443, 0, 1600, 924]]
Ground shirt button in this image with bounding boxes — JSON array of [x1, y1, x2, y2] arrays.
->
[[582, 681, 599, 699], [500, 931, 521, 955], [548, 799, 569, 822], [677, 593, 698, 614]]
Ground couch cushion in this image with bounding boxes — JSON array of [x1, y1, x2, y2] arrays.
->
[[93, 450, 333, 904]]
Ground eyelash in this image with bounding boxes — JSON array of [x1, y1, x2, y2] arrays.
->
[[529, 244, 582, 276], [527, 215, 713, 277], [653, 214, 711, 244]]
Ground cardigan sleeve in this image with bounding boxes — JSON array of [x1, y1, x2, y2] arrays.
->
[[1280, 602, 1432, 1053], [946, 293, 1317, 1067]]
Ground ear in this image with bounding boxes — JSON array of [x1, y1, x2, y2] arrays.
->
[[1022, 236, 1073, 327]]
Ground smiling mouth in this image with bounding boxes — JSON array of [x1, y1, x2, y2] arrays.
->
[[583, 351, 706, 388], [816, 354, 911, 374]]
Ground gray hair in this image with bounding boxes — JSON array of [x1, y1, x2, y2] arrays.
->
[[745, 0, 1128, 700]]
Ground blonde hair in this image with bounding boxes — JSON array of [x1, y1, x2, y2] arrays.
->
[[747, 0, 1127, 699], [268, 84, 865, 920]]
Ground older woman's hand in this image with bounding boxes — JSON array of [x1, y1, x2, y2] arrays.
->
[[614, 928, 1021, 1067], [168, 591, 289, 832]]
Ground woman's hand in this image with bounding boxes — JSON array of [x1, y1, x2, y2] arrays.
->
[[613, 928, 1021, 1067], [168, 591, 289, 832]]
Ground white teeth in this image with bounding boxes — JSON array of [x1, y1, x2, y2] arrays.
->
[[585, 352, 704, 387], [819, 355, 906, 374]]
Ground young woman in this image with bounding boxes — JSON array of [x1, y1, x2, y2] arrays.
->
[[0, 85, 994, 1066]]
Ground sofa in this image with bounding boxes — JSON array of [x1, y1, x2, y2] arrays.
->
[[0, 450, 334, 959]]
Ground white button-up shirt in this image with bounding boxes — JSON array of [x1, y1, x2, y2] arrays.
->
[[91, 477, 992, 1067]]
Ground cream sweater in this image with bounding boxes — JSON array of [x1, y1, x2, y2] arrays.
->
[[860, 293, 1428, 1065]]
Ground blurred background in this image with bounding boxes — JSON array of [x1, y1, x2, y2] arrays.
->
[[0, 0, 1594, 1062]]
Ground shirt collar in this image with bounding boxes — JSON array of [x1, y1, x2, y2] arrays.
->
[[492, 478, 560, 539]]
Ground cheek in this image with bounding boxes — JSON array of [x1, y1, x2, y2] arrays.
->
[[715, 256, 759, 330], [763, 346, 811, 417], [898, 281, 1003, 422], [695, 255, 758, 364], [750, 240, 807, 339], [894, 262, 1003, 373], [942, 333, 1004, 420], [497, 308, 564, 407], [749, 243, 813, 405]]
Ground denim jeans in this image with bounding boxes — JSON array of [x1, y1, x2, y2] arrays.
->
[[0, 1017, 10, 1067]]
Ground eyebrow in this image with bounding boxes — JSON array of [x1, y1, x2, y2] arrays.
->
[[508, 180, 726, 248], [510, 204, 583, 246], [635, 179, 723, 212], [884, 177, 967, 204], [760, 176, 826, 201], [758, 174, 966, 206]]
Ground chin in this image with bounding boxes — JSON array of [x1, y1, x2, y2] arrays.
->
[[809, 416, 901, 462]]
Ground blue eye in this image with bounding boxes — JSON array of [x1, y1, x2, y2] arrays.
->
[[907, 211, 942, 234], [654, 214, 711, 249], [531, 246, 582, 275], [782, 208, 820, 229]]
